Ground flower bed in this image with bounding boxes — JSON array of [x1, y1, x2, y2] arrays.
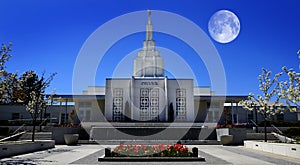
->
[[98, 143, 205, 162], [112, 143, 192, 157]]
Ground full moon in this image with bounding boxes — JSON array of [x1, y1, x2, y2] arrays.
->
[[208, 10, 240, 43]]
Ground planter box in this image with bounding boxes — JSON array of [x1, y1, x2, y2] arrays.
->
[[98, 157, 205, 162], [64, 134, 79, 145], [99, 147, 205, 162], [90, 126, 217, 141], [52, 127, 88, 144], [216, 128, 246, 145], [220, 135, 233, 145]]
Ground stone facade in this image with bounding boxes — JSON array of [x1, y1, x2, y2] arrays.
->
[[105, 77, 194, 122]]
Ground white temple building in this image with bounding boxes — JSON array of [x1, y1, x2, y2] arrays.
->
[[0, 11, 299, 133], [73, 11, 298, 125], [105, 10, 194, 122], [77, 10, 245, 124]]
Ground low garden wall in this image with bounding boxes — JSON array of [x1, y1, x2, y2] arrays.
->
[[244, 141, 300, 159], [90, 127, 216, 142], [0, 140, 55, 159], [255, 127, 289, 132]]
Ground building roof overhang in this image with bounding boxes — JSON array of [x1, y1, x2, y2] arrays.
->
[[46, 94, 105, 102], [47, 94, 247, 103]]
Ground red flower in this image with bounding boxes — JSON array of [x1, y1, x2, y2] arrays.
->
[[110, 143, 192, 157]]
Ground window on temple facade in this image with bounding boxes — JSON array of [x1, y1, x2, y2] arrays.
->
[[112, 88, 124, 121], [176, 89, 186, 120], [140, 88, 159, 121]]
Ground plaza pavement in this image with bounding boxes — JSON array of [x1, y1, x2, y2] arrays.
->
[[0, 144, 299, 165]]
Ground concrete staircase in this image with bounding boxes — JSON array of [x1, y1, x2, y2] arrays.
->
[[0, 131, 27, 142], [246, 128, 279, 141], [246, 133, 278, 141], [18, 132, 52, 141]]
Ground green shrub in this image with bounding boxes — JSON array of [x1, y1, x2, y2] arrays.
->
[[0, 126, 9, 136], [0, 120, 9, 125], [259, 121, 300, 127], [6, 120, 44, 126], [283, 127, 300, 138]]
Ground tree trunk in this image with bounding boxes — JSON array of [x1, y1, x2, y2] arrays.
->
[[32, 105, 38, 142], [39, 108, 43, 131], [264, 112, 267, 142], [255, 107, 258, 133], [32, 116, 36, 142]]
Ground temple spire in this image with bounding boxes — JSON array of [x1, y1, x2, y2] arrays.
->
[[147, 10, 151, 24], [146, 10, 152, 41], [133, 10, 164, 77]]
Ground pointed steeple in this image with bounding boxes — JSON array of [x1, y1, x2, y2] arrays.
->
[[146, 10, 153, 41], [133, 10, 164, 77]]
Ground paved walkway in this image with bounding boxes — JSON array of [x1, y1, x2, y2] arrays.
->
[[0, 145, 299, 164]]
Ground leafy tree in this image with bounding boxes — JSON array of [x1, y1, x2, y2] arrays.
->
[[0, 43, 12, 71], [18, 71, 56, 141], [40, 89, 57, 131], [0, 43, 20, 104], [0, 42, 57, 142]]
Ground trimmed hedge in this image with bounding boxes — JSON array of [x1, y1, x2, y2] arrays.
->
[[0, 120, 44, 126], [0, 126, 9, 136], [283, 127, 300, 138], [259, 121, 300, 127]]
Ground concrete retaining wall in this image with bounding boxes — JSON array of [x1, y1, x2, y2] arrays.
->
[[246, 133, 278, 140], [0, 140, 55, 159], [244, 141, 300, 159], [90, 127, 216, 141]]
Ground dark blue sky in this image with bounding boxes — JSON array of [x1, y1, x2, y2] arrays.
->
[[0, 0, 299, 95]]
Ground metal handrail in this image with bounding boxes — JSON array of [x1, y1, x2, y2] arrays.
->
[[0, 131, 27, 142], [39, 118, 49, 127], [12, 124, 26, 134], [250, 119, 258, 127], [271, 124, 284, 135], [271, 124, 295, 143]]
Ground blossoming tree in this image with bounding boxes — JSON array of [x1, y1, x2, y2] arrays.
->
[[0, 43, 20, 104], [1, 42, 56, 141], [279, 66, 300, 109], [18, 71, 56, 142], [240, 65, 299, 142], [239, 68, 284, 142]]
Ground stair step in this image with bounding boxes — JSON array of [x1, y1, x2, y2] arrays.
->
[[19, 132, 52, 140], [246, 133, 278, 140]]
